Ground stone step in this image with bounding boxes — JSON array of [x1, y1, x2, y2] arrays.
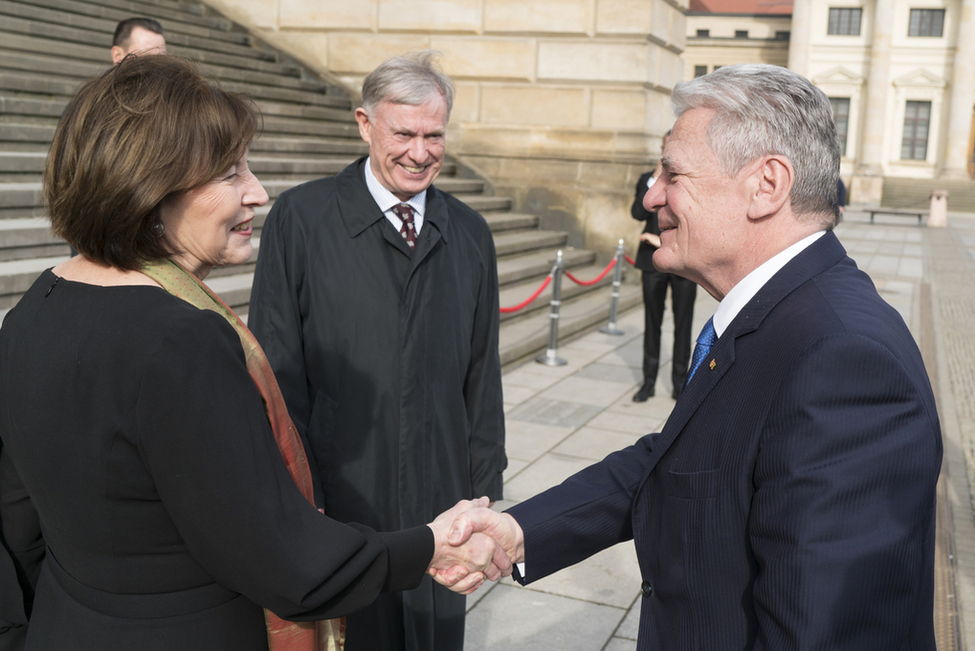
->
[[203, 270, 255, 308], [0, 182, 42, 210], [0, 95, 67, 119], [18, 0, 242, 42], [484, 212, 539, 232], [0, 46, 326, 96], [0, 69, 85, 98], [451, 194, 513, 213], [0, 152, 45, 175], [255, 101, 360, 122], [261, 116, 359, 138], [0, 217, 64, 261], [498, 282, 642, 368], [0, 0, 276, 61], [219, 80, 351, 110], [880, 177, 975, 210], [493, 229, 567, 257], [249, 152, 371, 176], [0, 47, 105, 81], [0, 14, 289, 73], [0, 211, 552, 274], [496, 248, 596, 287]]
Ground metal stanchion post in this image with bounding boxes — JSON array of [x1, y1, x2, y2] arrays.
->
[[536, 251, 568, 366], [599, 239, 626, 335]]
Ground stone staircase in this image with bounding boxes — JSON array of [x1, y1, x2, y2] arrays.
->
[[880, 176, 975, 211], [0, 0, 640, 367]]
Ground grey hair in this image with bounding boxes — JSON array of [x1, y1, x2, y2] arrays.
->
[[361, 50, 454, 119], [671, 64, 841, 228]]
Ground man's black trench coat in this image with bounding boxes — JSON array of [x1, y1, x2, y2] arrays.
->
[[248, 158, 506, 650]]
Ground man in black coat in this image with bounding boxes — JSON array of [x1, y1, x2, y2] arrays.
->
[[631, 130, 697, 401], [248, 51, 506, 651]]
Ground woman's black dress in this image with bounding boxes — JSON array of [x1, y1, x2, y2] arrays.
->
[[0, 270, 432, 650]]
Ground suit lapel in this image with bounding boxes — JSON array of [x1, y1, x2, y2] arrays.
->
[[334, 157, 420, 258], [408, 187, 448, 278], [633, 231, 850, 486]]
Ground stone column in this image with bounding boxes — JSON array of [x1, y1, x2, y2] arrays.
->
[[787, 0, 811, 76], [943, 0, 975, 179], [852, 0, 891, 205]]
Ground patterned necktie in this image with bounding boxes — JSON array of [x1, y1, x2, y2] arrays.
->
[[392, 203, 417, 250], [687, 317, 717, 383]]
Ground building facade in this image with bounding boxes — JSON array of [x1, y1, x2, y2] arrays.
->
[[791, 0, 975, 201], [684, 0, 791, 79], [686, 0, 975, 204]]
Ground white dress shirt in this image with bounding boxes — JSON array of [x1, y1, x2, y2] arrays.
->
[[711, 230, 826, 337], [363, 157, 426, 235]]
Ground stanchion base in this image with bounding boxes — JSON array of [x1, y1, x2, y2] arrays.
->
[[599, 325, 625, 336], [536, 352, 568, 366]]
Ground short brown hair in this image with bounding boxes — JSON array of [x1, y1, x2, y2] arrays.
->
[[44, 55, 260, 270]]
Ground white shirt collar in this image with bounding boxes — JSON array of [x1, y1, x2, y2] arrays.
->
[[363, 157, 426, 234], [712, 230, 826, 337]]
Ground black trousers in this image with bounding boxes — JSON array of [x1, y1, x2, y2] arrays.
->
[[641, 269, 697, 390]]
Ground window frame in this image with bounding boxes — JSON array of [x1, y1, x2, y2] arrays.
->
[[908, 8, 945, 37], [827, 7, 863, 36], [901, 100, 932, 161], [829, 97, 851, 157]]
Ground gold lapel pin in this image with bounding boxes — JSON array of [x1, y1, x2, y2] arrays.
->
[[709, 359, 716, 371]]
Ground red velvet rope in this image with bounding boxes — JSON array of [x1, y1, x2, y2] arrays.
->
[[499, 274, 553, 313], [564, 258, 617, 286], [624, 254, 637, 266]]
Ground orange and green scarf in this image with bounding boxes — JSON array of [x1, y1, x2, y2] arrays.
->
[[142, 258, 344, 651]]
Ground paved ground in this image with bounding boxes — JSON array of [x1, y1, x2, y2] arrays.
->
[[464, 208, 975, 651]]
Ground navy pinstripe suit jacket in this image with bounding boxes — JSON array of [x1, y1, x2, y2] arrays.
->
[[508, 231, 941, 650]]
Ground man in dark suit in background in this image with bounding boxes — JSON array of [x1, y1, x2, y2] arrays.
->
[[110, 18, 166, 64], [631, 130, 697, 401], [444, 64, 942, 650]]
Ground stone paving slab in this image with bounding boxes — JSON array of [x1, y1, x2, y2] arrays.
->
[[513, 542, 641, 609], [504, 421, 577, 463], [551, 426, 646, 461], [502, 453, 596, 503], [465, 584, 625, 651]]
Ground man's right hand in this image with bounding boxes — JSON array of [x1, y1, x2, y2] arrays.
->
[[448, 508, 525, 566]]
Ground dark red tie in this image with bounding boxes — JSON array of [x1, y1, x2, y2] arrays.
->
[[392, 203, 417, 250]]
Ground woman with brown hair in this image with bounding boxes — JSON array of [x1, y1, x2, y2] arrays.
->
[[0, 55, 506, 651]]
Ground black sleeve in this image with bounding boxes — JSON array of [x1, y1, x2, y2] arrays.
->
[[248, 193, 324, 508], [631, 173, 654, 222], [465, 225, 506, 501], [135, 309, 433, 621], [0, 445, 43, 640]]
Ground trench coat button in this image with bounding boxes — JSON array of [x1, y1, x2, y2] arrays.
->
[[641, 581, 652, 598]]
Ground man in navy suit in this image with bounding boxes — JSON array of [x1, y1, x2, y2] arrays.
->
[[440, 64, 942, 649]]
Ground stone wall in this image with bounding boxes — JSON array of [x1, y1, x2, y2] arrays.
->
[[201, 0, 688, 259]]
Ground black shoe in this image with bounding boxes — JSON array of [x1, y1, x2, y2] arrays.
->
[[632, 383, 654, 402]]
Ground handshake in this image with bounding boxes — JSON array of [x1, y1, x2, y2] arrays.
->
[[425, 497, 525, 594]]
